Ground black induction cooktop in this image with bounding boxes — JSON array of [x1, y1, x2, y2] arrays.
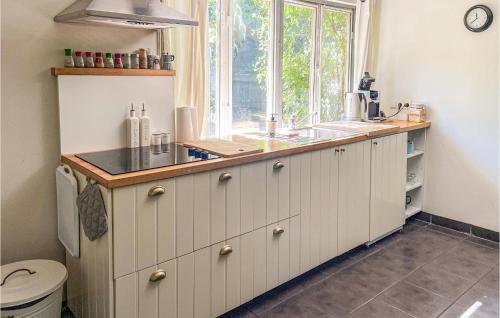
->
[[76, 144, 219, 175]]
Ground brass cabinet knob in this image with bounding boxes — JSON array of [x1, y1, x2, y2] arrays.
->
[[340, 148, 346, 153], [334, 149, 340, 154], [273, 161, 285, 170], [219, 172, 233, 183], [149, 269, 167, 282], [373, 141, 378, 145], [148, 186, 165, 197], [273, 225, 285, 235], [219, 244, 233, 256]]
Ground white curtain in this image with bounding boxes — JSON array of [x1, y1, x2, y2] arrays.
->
[[162, 0, 209, 136], [353, 0, 375, 88]]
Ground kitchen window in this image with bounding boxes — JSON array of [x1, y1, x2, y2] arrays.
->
[[208, 0, 354, 136]]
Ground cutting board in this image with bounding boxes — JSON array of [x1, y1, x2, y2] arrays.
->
[[315, 121, 400, 137], [183, 139, 264, 158]]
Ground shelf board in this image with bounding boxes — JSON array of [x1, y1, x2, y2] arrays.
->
[[407, 149, 424, 159], [406, 182, 423, 192], [405, 206, 422, 219], [51, 67, 176, 77]]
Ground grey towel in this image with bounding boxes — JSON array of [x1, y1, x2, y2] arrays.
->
[[76, 181, 108, 241]]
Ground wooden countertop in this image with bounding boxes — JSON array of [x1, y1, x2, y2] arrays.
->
[[61, 120, 430, 189]]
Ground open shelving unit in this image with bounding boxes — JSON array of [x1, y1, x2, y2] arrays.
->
[[405, 128, 427, 219], [51, 67, 176, 77]]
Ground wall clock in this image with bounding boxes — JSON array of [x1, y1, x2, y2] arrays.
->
[[464, 5, 494, 32]]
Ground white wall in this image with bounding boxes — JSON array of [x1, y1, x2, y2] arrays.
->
[[1, 0, 157, 264], [371, 0, 499, 231]]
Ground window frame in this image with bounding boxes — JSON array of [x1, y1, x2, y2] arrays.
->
[[162, 0, 356, 136]]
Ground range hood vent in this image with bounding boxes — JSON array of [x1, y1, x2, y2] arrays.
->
[[54, 0, 198, 29]]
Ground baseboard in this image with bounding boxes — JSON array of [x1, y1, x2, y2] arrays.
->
[[412, 212, 499, 243]]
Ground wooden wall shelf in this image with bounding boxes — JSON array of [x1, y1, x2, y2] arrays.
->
[[51, 67, 176, 77]]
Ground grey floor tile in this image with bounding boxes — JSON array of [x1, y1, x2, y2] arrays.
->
[[426, 224, 469, 239], [246, 283, 303, 316], [381, 281, 451, 318], [440, 284, 499, 318], [405, 264, 474, 299], [258, 290, 346, 318], [467, 236, 500, 250], [477, 266, 500, 292], [321, 246, 380, 276], [428, 252, 493, 281], [346, 298, 413, 318], [362, 248, 423, 278], [452, 241, 500, 265], [306, 274, 380, 313], [220, 305, 258, 318]]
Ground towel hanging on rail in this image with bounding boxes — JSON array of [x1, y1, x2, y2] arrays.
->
[[76, 178, 108, 241]]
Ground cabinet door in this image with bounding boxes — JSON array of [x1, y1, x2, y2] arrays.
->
[[114, 180, 175, 279], [338, 141, 371, 254], [115, 273, 138, 318], [241, 162, 267, 232], [266, 157, 290, 223], [266, 218, 290, 290], [298, 152, 313, 272], [369, 133, 407, 241], [210, 167, 241, 245], [320, 148, 339, 263]]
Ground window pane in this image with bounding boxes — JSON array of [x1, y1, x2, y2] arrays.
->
[[282, 2, 315, 126], [207, 0, 219, 136], [320, 9, 351, 122], [232, 0, 271, 132]]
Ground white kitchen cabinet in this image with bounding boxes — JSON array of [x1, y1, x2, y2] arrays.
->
[[320, 148, 339, 263], [241, 162, 267, 232], [338, 141, 371, 254], [114, 259, 177, 318], [210, 167, 241, 245], [113, 179, 176, 279], [266, 157, 290, 223], [369, 133, 407, 241]]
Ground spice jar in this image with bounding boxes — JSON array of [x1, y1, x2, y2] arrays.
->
[[64, 49, 75, 68], [95, 52, 105, 68], [408, 104, 427, 123], [153, 55, 160, 70], [114, 53, 123, 69], [105, 53, 114, 68], [122, 53, 131, 69], [84, 52, 95, 68], [74, 51, 85, 68], [131, 53, 140, 69], [138, 49, 148, 69]]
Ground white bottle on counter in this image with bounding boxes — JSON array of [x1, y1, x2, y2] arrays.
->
[[139, 103, 151, 147], [126, 104, 140, 148]]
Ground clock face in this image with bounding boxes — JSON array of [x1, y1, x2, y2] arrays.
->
[[465, 5, 493, 32]]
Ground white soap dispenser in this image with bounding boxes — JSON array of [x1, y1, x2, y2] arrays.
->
[[126, 104, 140, 148], [139, 103, 151, 147]]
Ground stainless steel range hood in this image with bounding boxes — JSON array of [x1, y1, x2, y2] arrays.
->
[[54, 0, 198, 29]]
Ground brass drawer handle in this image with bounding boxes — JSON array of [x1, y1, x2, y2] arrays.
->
[[273, 161, 285, 170], [149, 269, 167, 282], [219, 244, 233, 256], [340, 148, 346, 153], [219, 172, 232, 183], [373, 141, 378, 145], [148, 186, 165, 197], [273, 225, 285, 235]]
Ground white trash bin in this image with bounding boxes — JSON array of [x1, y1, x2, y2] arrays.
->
[[1, 260, 67, 318]]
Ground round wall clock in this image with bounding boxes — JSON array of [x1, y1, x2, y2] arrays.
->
[[464, 5, 494, 32]]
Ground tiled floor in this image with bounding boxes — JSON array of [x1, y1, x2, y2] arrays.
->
[[222, 219, 499, 318]]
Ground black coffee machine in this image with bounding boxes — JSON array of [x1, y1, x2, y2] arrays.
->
[[358, 72, 382, 122]]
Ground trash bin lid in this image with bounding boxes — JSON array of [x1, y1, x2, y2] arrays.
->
[[1, 259, 67, 308]]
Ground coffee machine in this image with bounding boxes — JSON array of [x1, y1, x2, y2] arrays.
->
[[343, 72, 382, 122]]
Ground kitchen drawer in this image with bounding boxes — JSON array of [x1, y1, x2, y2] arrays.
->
[[266, 215, 300, 290], [266, 157, 290, 224], [113, 179, 176, 279]]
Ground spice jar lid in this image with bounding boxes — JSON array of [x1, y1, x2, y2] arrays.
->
[[85, 52, 93, 57], [64, 49, 73, 56], [105, 53, 112, 58], [115, 53, 121, 58], [95, 52, 103, 57], [75, 51, 82, 56]]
